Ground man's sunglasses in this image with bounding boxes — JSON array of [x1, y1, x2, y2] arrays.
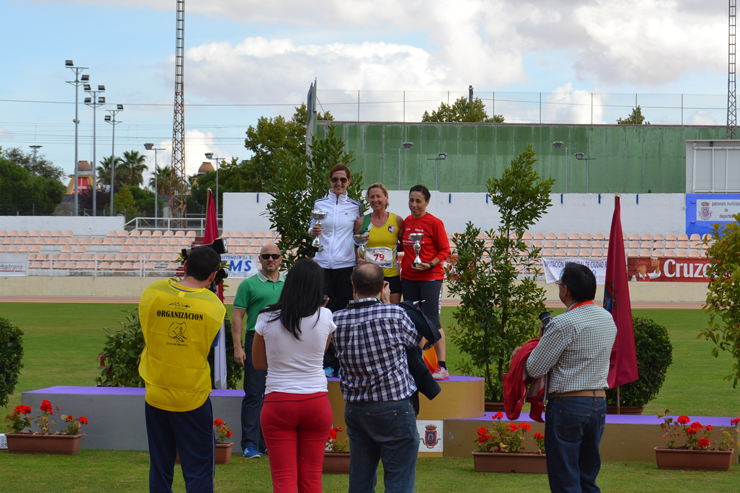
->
[[331, 177, 348, 183], [260, 254, 281, 260]]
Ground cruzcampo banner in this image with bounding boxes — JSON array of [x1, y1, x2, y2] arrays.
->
[[627, 257, 709, 283]]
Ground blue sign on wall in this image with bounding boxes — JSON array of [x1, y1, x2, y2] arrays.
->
[[685, 194, 740, 237], [221, 254, 257, 278]]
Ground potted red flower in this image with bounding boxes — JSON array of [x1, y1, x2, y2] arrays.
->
[[4, 399, 87, 455], [323, 426, 350, 474], [655, 410, 737, 471], [472, 412, 547, 473], [213, 418, 234, 465]]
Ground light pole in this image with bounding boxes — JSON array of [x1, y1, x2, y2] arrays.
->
[[29, 145, 43, 161], [427, 152, 447, 191], [145, 143, 166, 227], [105, 104, 123, 216], [552, 141, 577, 193], [574, 153, 597, 193], [85, 84, 105, 216], [65, 60, 88, 216], [389, 142, 413, 189], [204, 153, 223, 215]]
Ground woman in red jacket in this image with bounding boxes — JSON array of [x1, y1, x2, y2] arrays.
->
[[400, 184, 451, 380]]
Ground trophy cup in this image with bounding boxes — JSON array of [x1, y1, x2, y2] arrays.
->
[[353, 233, 370, 260], [409, 233, 424, 266], [311, 210, 329, 251]]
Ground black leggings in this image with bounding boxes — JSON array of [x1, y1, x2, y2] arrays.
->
[[400, 278, 443, 329]]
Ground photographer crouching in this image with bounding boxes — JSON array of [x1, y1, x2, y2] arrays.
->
[[520, 262, 616, 493], [138, 245, 227, 492]]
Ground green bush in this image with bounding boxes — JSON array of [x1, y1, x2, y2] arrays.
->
[[606, 316, 673, 407], [0, 317, 24, 407], [96, 308, 242, 389]]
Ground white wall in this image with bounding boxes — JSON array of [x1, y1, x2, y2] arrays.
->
[[223, 192, 688, 236], [0, 216, 125, 236]]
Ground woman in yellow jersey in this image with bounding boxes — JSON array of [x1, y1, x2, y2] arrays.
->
[[354, 183, 404, 303]]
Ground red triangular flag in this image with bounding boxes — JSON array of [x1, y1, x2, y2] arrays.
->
[[603, 196, 639, 388], [203, 189, 223, 301]]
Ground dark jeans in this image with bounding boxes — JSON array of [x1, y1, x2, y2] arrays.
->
[[145, 398, 215, 493], [240, 332, 267, 452], [323, 266, 354, 372], [545, 396, 606, 493], [344, 398, 419, 493]]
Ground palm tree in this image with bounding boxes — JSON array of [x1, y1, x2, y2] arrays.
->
[[148, 166, 173, 195], [97, 156, 126, 190], [122, 150, 148, 187]]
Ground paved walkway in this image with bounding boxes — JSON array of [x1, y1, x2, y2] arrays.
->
[[0, 296, 703, 310]]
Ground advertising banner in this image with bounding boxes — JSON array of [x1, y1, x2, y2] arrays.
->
[[686, 193, 740, 237], [221, 254, 259, 279], [0, 253, 28, 277], [626, 257, 709, 283], [542, 258, 607, 284]]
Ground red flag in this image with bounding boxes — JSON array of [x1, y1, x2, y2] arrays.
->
[[603, 196, 639, 388], [203, 189, 223, 301]]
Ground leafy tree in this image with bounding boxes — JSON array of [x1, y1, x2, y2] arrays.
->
[[148, 165, 173, 195], [0, 317, 24, 407], [121, 150, 148, 187], [422, 97, 504, 123], [126, 186, 162, 217], [97, 156, 126, 191], [264, 125, 366, 269], [188, 158, 246, 214], [700, 213, 740, 387], [446, 144, 554, 401], [617, 105, 650, 124], [240, 103, 333, 192], [0, 158, 65, 215], [1, 147, 65, 181], [113, 186, 139, 221]]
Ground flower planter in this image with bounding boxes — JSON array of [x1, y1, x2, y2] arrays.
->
[[175, 443, 233, 465], [6, 434, 82, 455], [606, 405, 645, 415], [654, 447, 734, 471], [323, 452, 351, 474], [472, 451, 547, 474]]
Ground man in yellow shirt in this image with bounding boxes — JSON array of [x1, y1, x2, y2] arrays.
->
[[138, 246, 226, 493]]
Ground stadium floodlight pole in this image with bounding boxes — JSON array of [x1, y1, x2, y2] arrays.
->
[[105, 105, 123, 216], [389, 142, 413, 189], [85, 84, 106, 216], [29, 145, 43, 161], [204, 153, 223, 216], [427, 152, 448, 191], [575, 153, 597, 193], [65, 60, 89, 216], [552, 141, 577, 193], [145, 143, 166, 228]]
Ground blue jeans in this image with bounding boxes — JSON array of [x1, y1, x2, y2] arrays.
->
[[344, 398, 419, 493], [545, 396, 606, 493], [240, 332, 267, 451]]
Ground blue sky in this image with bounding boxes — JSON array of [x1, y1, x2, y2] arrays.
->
[[0, 0, 730, 182]]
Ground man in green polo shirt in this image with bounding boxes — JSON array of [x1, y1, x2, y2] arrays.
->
[[232, 242, 284, 459]]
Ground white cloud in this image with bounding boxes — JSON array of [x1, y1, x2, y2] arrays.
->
[[687, 110, 720, 126]]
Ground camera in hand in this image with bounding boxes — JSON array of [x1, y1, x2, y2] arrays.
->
[[181, 238, 229, 292], [539, 311, 553, 333]]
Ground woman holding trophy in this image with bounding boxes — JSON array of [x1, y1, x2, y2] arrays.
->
[[400, 184, 451, 380], [353, 183, 404, 304]]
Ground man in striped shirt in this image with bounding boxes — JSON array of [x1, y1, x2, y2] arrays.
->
[[333, 262, 422, 493], [525, 262, 617, 493]]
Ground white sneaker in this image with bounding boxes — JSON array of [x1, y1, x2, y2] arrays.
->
[[432, 366, 450, 380]]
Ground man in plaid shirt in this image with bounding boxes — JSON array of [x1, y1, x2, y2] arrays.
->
[[524, 262, 617, 493], [333, 263, 422, 493]]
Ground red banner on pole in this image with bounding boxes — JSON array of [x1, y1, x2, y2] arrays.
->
[[204, 189, 223, 301], [603, 196, 639, 389]]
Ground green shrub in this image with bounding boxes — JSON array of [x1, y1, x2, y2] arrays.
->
[[0, 317, 24, 407], [96, 308, 242, 389], [606, 316, 673, 407]]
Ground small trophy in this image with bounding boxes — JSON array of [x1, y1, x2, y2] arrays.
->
[[353, 233, 370, 260], [311, 210, 329, 251], [409, 232, 424, 266]]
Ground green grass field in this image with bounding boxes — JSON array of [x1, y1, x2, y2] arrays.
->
[[1, 303, 739, 490]]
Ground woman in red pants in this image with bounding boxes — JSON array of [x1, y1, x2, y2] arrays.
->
[[253, 258, 335, 493]]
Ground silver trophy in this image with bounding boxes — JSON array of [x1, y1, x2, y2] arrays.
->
[[409, 232, 424, 266], [311, 210, 329, 251], [353, 233, 370, 260]]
